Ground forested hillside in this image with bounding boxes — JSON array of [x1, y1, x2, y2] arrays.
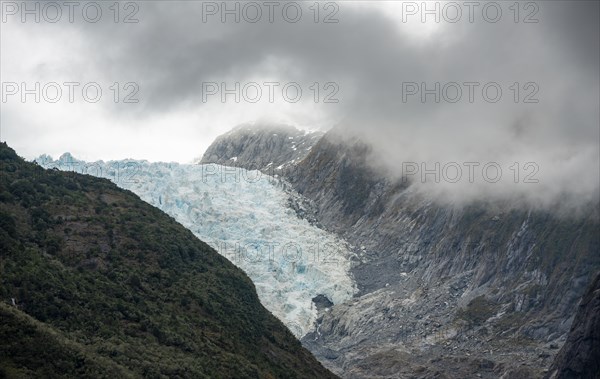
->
[[0, 142, 337, 379]]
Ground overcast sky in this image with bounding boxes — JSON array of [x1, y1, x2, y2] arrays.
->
[[1, 1, 599, 209]]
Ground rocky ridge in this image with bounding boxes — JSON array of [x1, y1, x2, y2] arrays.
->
[[200, 123, 323, 175], [201, 125, 600, 378]]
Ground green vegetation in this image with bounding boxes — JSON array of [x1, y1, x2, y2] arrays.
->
[[0, 302, 132, 378], [0, 142, 337, 378]]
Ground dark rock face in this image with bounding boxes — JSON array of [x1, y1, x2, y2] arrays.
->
[[290, 130, 600, 378], [200, 124, 323, 175], [313, 294, 335, 311], [202, 126, 600, 378], [545, 272, 600, 379]]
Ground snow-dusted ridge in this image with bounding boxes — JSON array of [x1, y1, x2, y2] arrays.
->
[[35, 153, 357, 337]]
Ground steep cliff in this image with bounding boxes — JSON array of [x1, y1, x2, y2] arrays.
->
[[291, 130, 599, 378], [545, 272, 600, 379], [201, 126, 600, 378]]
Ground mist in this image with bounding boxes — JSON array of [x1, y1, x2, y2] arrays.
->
[[1, 1, 598, 210]]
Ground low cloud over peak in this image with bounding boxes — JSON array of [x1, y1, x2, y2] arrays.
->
[[1, 1, 598, 209]]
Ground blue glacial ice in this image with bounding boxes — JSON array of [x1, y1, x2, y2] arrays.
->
[[36, 154, 357, 337]]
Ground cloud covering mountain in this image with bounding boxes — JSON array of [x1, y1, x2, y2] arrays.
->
[[2, 1, 598, 208]]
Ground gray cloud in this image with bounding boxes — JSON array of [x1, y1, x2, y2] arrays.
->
[[1, 1, 598, 209]]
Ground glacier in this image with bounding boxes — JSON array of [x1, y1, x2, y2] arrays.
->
[[35, 153, 357, 337]]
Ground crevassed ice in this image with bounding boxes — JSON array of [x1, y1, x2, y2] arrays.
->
[[36, 155, 357, 337]]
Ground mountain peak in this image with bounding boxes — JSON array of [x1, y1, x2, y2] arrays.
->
[[200, 124, 324, 173]]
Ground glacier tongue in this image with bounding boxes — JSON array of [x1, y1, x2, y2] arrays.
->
[[36, 156, 357, 337]]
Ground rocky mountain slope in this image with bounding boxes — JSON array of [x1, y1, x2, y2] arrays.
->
[[0, 142, 338, 378], [202, 126, 600, 378], [545, 272, 600, 379], [292, 130, 600, 378], [200, 124, 323, 175]]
